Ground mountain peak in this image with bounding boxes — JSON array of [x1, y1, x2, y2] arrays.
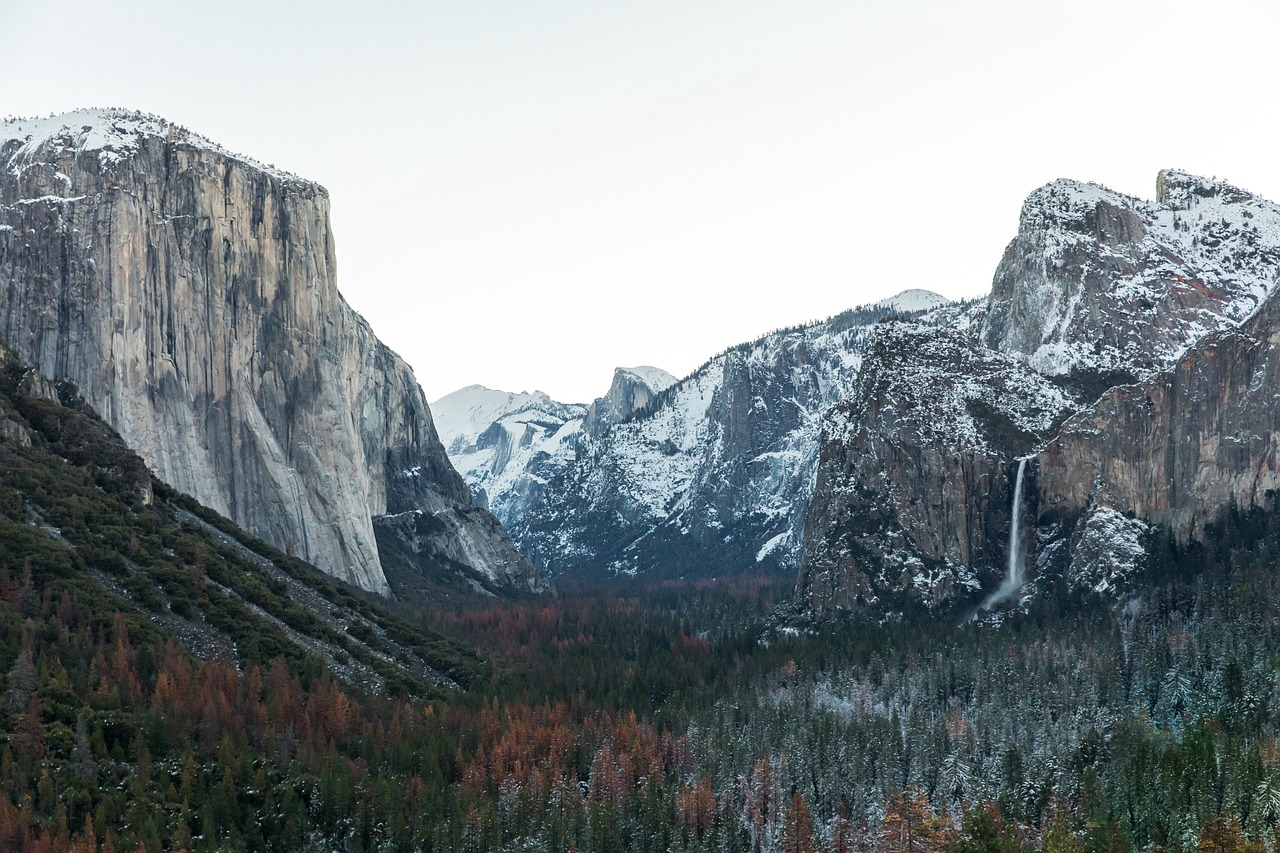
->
[[876, 289, 950, 314], [583, 365, 678, 440], [614, 365, 678, 394], [1155, 168, 1256, 209]]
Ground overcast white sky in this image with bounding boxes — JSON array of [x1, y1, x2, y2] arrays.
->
[[4, 0, 1279, 402]]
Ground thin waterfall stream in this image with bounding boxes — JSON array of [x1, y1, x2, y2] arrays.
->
[[982, 457, 1029, 610]]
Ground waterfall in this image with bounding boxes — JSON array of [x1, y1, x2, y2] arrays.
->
[[982, 457, 1029, 611], [1005, 457, 1028, 588]]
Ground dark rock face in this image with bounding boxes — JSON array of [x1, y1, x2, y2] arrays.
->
[[1035, 290, 1280, 546], [797, 321, 1079, 614], [0, 109, 543, 596], [797, 171, 1280, 617]]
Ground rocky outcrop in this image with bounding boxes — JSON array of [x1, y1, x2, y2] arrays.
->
[[980, 171, 1280, 378], [797, 171, 1280, 617], [517, 297, 948, 577], [796, 321, 1079, 614], [582, 366, 677, 439], [0, 109, 542, 596]]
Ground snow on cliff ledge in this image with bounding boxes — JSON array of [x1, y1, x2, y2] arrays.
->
[[1, 109, 307, 185]]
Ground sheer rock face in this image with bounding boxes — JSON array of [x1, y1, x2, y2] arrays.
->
[[1035, 290, 1280, 546], [0, 109, 541, 596], [582, 366, 677, 440], [798, 172, 1280, 617], [797, 321, 1079, 614]]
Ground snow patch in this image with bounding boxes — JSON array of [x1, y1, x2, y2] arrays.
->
[[1, 109, 308, 184], [876, 288, 950, 314]]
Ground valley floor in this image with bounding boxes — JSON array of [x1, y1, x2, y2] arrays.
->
[[9, 506, 1280, 852]]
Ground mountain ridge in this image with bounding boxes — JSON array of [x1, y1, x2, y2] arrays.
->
[[514, 292, 950, 577]]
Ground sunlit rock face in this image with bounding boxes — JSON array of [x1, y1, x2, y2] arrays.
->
[[0, 109, 543, 596]]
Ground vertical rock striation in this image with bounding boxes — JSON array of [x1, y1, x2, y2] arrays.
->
[[582, 366, 677, 440], [1035, 287, 1280, 547], [0, 109, 542, 596]]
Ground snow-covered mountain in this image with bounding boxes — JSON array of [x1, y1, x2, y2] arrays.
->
[[798, 170, 1280, 618], [431, 367, 675, 529], [431, 386, 588, 528], [583, 366, 678, 439], [514, 294, 950, 577], [876, 289, 951, 314], [981, 170, 1280, 378]]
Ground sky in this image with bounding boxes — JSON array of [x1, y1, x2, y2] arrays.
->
[[4, 0, 1280, 403]]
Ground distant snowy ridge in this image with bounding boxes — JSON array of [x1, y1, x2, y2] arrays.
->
[[618, 366, 677, 392], [876, 289, 951, 314], [430, 386, 588, 528], [432, 365, 677, 530], [515, 290, 951, 577]]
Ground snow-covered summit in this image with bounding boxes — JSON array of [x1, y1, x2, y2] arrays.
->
[[583, 366, 679, 440], [431, 385, 579, 454], [617, 366, 678, 394], [982, 170, 1280, 378], [432, 363, 682, 529], [430, 385, 585, 523], [876, 289, 950, 314], [1, 108, 307, 184]]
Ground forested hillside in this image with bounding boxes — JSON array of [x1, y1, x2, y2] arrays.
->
[[8, 333, 1280, 851]]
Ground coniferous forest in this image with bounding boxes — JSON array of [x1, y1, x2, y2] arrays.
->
[[6, 344, 1280, 851]]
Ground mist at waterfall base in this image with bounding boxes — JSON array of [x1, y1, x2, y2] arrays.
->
[[982, 457, 1030, 611]]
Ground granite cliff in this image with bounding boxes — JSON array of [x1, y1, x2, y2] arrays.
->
[[582, 366, 678, 440], [797, 171, 1280, 616], [0, 109, 543, 596], [797, 321, 1079, 614]]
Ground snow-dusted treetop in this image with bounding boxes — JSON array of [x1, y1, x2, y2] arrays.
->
[[1, 108, 306, 184]]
